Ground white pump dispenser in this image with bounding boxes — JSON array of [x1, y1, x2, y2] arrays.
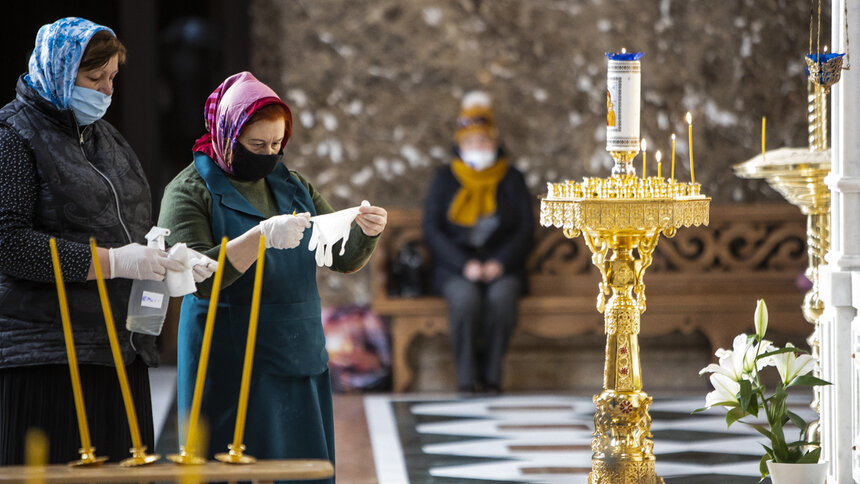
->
[[126, 227, 171, 336]]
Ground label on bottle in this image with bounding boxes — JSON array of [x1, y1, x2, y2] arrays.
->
[[140, 290, 164, 309]]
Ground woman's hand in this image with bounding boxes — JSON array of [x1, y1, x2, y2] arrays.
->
[[356, 205, 387, 237]]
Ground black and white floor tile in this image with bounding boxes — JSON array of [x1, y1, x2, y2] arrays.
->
[[365, 393, 815, 484]]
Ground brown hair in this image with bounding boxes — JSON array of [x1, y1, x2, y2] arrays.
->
[[79, 30, 126, 72], [245, 103, 293, 143]]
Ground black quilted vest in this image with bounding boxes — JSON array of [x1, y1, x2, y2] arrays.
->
[[0, 75, 152, 368]]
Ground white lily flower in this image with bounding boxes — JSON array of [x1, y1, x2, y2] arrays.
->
[[705, 373, 740, 408], [770, 343, 816, 384], [700, 334, 774, 382]]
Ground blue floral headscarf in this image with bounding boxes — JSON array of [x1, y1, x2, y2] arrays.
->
[[24, 17, 114, 109]]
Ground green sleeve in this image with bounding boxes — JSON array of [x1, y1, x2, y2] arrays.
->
[[157, 163, 243, 298], [291, 170, 379, 274]]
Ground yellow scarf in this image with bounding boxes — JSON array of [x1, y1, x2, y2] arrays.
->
[[447, 158, 509, 227]]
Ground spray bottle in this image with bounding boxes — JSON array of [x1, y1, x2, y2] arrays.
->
[[126, 227, 171, 336]]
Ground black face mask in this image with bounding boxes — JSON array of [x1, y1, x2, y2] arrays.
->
[[230, 142, 283, 181]]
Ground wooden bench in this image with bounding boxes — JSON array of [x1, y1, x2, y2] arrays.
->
[[371, 204, 811, 392]]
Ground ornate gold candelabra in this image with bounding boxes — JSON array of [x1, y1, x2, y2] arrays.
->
[[541, 156, 710, 483], [734, 50, 844, 446]]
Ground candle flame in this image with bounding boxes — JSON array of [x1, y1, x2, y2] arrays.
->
[[640, 138, 647, 151], [655, 150, 662, 162], [685, 112, 692, 125], [621, 47, 627, 54], [671, 133, 676, 140], [824, 45, 829, 53]]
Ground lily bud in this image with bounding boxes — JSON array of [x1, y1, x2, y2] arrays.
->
[[754, 299, 768, 339]]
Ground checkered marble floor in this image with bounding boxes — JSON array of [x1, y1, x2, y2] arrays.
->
[[365, 393, 815, 484]]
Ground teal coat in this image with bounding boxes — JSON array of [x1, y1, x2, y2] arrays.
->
[[177, 153, 334, 483]]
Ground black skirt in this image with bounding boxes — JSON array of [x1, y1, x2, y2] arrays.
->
[[0, 358, 154, 465]]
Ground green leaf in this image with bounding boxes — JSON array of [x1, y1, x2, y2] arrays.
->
[[739, 379, 754, 412], [786, 411, 807, 432], [759, 454, 769, 480], [743, 422, 774, 441], [726, 406, 747, 427], [787, 374, 831, 387], [797, 447, 821, 464], [767, 387, 787, 426]]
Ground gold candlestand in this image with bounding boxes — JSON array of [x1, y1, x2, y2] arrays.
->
[[733, 51, 844, 444], [541, 154, 709, 483]]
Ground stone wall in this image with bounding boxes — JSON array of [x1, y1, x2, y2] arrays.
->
[[250, 0, 828, 304]]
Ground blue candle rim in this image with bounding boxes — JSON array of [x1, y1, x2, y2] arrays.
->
[[606, 52, 645, 61], [805, 52, 845, 63]]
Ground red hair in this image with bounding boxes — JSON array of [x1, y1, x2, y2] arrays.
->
[[245, 102, 292, 143]]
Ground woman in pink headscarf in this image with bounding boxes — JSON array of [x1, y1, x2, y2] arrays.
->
[[158, 72, 386, 480]]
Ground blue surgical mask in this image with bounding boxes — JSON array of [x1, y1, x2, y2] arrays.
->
[[69, 86, 111, 125]]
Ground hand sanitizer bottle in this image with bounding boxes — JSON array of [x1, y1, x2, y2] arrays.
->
[[126, 227, 171, 336]]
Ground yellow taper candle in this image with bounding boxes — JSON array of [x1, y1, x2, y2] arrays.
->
[[49, 239, 94, 456], [217, 235, 266, 464], [761, 116, 766, 159], [656, 150, 662, 178], [671, 133, 676, 182], [25, 428, 48, 484], [89, 238, 159, 466], [686, 112, 695, 183], [640, 139, 647, 177], [173, 236, 229, 465]]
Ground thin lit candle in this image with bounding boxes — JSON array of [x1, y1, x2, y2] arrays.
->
[[761, 116, 766, 159], [686, 112, 695, 184], [656, 150, 662, 178], [640, 138, 647, 177], [184, 236, 229, 459], [671, 133, 676, 181], [228, 235, 266, 460], [88, 238, 144, 453], [49, 239, 95, 457]]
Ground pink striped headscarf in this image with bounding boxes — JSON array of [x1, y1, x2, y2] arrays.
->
[[192, 71, 292, 174]]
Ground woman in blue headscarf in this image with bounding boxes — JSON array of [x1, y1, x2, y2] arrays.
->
[[0, 17, 193, 464]]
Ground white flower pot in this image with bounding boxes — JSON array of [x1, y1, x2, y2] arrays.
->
[[767, 461, 827, 484]]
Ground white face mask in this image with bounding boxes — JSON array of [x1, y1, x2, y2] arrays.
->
[[461, 149, 496, 171]]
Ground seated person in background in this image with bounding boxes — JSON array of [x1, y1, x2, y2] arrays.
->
[[422, 91, 534, 393]]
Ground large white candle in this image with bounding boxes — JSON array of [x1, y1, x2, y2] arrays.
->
[[606, 51, 643, 152]]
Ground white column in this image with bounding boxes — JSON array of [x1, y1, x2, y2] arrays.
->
[[822, 0, 860, 481]]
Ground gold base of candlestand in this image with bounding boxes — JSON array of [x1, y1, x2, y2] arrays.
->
[[587, 391, 664, 484], [119, 446, 161, 467], [215, 444, 256, 464], [543, 162, 709, 483], [167, 446, 207, 465], [68, 447, 108, 467]]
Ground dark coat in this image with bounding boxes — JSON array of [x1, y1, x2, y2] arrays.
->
[[422, 158, 534, 293], [0, 76, 152, 368]]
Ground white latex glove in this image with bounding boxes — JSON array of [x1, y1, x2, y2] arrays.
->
[[108, 243, 184, 280], [187, 248, 219, 283], [259, 212, 311, 249]]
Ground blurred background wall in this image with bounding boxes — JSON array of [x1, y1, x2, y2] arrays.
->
[[249, 0, 827, 303]]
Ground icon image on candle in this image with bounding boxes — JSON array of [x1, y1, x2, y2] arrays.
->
[[607, 90, 616, 127]]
